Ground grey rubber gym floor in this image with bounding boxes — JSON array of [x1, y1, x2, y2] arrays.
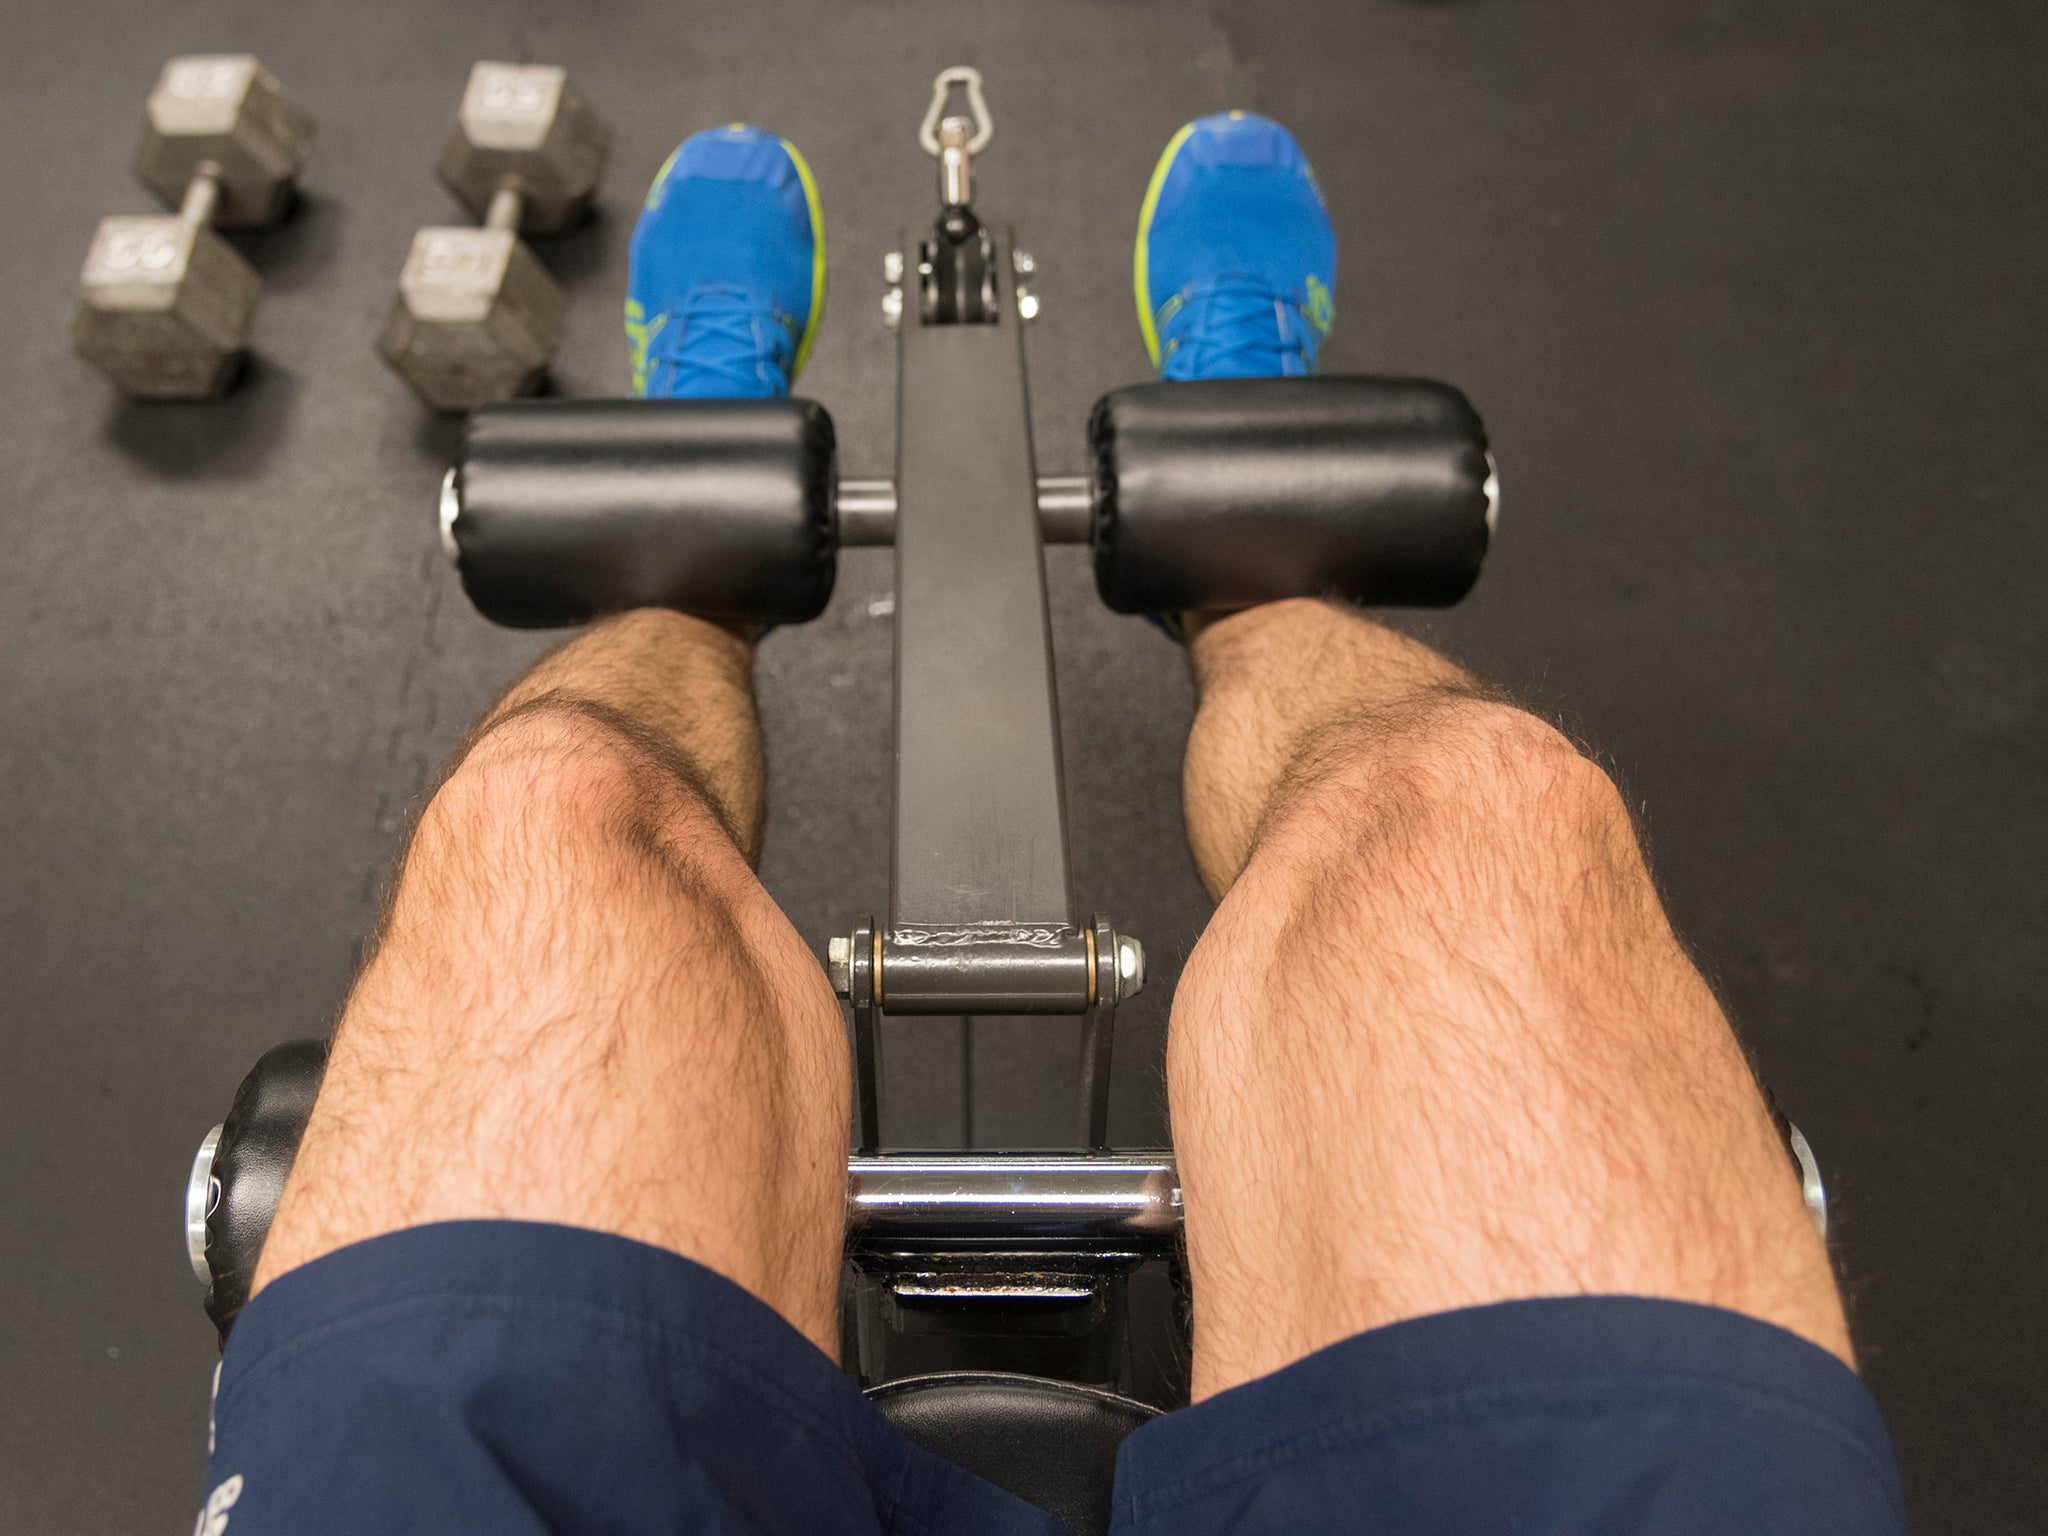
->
[[2, 0, 2041, 1528]]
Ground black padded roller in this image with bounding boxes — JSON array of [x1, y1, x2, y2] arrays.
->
[[1088, 377, 1494, 614], [453, 398, 839, 628], [203, 1037, 330, 1343]]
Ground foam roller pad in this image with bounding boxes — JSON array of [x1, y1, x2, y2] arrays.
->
[[1088, 377, 1492, 614], [454, 397, 839, 628]]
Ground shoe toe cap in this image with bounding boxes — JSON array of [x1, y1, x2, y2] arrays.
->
[[675, 124, 799, 190], [1181, 110, 1309, 171]]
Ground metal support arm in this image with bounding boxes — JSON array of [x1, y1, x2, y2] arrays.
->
[[837, 475, 1089, 545]]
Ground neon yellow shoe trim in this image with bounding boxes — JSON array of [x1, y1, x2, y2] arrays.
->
[[1134, 121, 1197, 370], [1304, 272, 1334, 336], [630, 148, 677, 395], [643, 147, 681, 213], [623, 297, 669, 396], [781, 136, 828, 383]]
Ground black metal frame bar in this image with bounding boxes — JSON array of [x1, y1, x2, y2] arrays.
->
[[838, 83, 1148, 1390], [890, 223, 1073, 934], [844, 172, 1133, 1158]]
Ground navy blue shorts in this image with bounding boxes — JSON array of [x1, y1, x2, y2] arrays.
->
[[200, 1221, 1909, 1534]]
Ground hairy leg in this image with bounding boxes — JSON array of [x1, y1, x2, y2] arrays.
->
[[254, 610, 848, 1354], [1172, 599, 1848, 1399]]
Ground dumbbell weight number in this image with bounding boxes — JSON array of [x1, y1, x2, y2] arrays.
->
[[90, 226, 185, 276], [164, 58, 247, 101], [417, 232, 504, 283], [478, 71, 555, 116]]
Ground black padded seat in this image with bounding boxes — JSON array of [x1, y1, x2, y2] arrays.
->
[[866, 1372, 1159, 1535]]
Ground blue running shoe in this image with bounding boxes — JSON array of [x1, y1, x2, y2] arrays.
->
[[1135, 112, 1336, 381], [626, 124, 826, 398]]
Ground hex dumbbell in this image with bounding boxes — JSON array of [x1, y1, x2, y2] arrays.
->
[[376, 62, 612, 411], [70, 55, 314, 398]]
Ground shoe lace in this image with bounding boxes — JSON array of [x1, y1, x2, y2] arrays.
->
[[646, 285, 794, 395], [1160, 274, 1316, 380]]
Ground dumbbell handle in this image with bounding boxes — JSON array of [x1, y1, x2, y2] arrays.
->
[[483, 177, 526, 233], [179, 161, 224, 228]]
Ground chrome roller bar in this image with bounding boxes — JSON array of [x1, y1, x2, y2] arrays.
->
[[847, 1153, 1180, 1251], [836, 475, 1091, 546]]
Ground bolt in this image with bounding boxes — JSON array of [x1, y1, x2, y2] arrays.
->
[[827, 936, 852, 997], [882, 287, 903, 329], [1115, 934, 1145, 1002], [1012, 249, 1036, 276], [438, 467, 461, 566], [185, 1124, 222, 1285], [1016, 287, 1040, 321], [883, 250, 904, 285]]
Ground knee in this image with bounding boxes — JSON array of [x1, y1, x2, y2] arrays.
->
[[366, 700, 777, 1033], [421, 697, 721, 870], [1184, 699, 1650, 1022], [386, 700, 755, 975], [1265, 697, 1635, 884]]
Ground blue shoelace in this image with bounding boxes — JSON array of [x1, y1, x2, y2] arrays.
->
[[1159, 275, 1318, 381], [645, 285, 794, 396]]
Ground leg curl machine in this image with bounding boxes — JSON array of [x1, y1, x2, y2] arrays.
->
[[181, 68, 1821, 1535]]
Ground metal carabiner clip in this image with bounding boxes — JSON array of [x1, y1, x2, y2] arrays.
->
[[917, 65, 994, 157]]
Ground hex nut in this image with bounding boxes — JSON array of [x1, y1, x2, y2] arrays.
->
[[1115, 934, 1145, 1002]]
